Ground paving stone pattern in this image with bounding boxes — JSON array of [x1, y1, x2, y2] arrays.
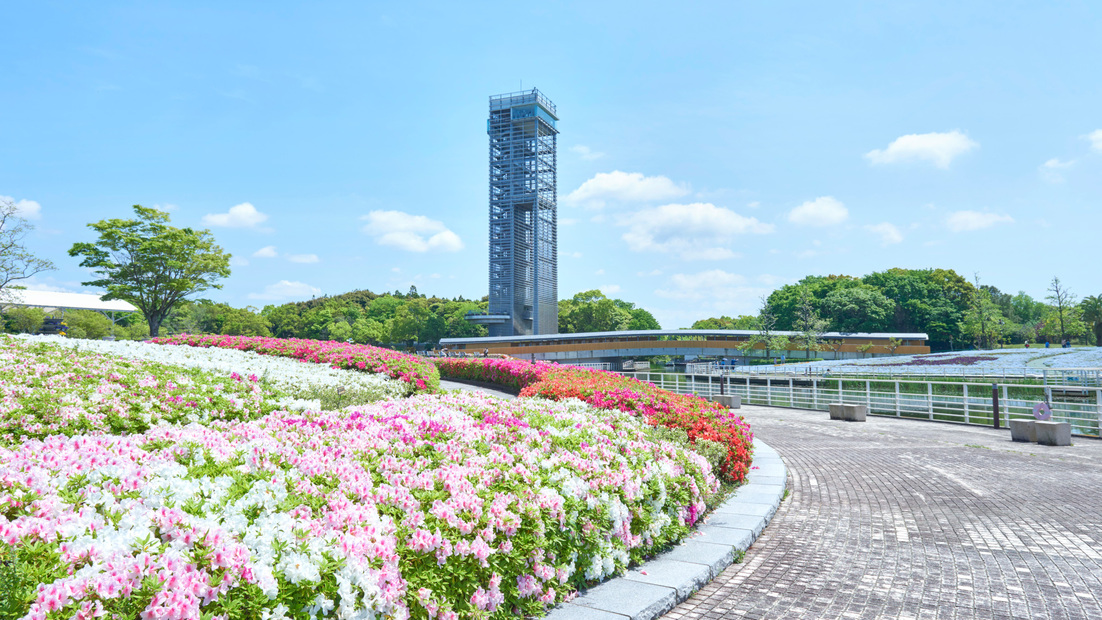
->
[[663, 405, 1102, 620]]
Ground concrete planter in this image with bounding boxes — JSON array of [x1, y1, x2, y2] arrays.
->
[[842, 404, 867, 422], [1035, 421, 1071, 446], [1009, 419, 1037, 443], [709, 395, 741, 409], [829, 403, 845, 420]]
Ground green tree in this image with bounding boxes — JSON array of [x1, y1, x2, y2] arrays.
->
[[0, 199, 56, 301], [691, 315, 757, 329], [739, 296, 785, 360], [1081, 295, 1102, 346], [793, 286, 829, 359], [3, 306, 46, 333], [68, 206, 231, 337], [960, 276, 1006, 350], [558, 290, 633, 333], [820, 286, 894, 333], [351, 317, 387, 344], [62, 309, 113, 340]]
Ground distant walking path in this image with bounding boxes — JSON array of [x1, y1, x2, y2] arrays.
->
[[666, 405, 1102, 620]]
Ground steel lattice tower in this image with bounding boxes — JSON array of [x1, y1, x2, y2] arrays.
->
[[480, 89, 559, 336]]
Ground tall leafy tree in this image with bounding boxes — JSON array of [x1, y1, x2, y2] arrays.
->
[[68, 206, 231, 337], [960, 280, 1005, 350], [1080, 295, 1102, 346], [0, 199, 56, 301]]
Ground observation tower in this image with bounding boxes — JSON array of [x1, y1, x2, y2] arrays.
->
[[468, 89, 559, 336]]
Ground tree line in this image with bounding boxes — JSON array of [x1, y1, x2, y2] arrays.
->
[[692, 268, 1102, 351], [2, 203, 1100, 351]]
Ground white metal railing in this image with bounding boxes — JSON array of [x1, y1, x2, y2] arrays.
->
[[621, 371, 1102, 438], [686, 362, 1102, 387], [562, 362, 612, 371]]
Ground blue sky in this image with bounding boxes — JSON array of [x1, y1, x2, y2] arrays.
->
[[3, 1, 1100, 328]]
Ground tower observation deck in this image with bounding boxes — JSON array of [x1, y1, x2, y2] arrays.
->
[[470, 89, 559, 336]]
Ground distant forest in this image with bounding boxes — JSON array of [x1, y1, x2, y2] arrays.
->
[[692, 268, 1101, 351]]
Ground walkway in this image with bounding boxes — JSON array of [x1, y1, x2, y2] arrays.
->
[[664, 406, 1102, 620]]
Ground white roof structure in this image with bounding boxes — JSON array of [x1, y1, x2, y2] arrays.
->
[[2, 289, 138, 313]]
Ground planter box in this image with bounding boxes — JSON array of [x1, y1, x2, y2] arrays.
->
[[843, 404, 867, 422], [829, 403, 845, 420], [1009, 419, 1036, 443], [1035, 421, 1071, 446], [709, 395, 741, 409]]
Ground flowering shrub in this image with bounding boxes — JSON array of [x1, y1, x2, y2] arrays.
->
[[0, 337, 283, 443], [0, 392, 716, 620], [21, 335, 407, 410], [151, 335, 440, 395], [434, 358, 753, 483]]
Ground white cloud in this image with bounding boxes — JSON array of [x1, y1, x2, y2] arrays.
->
[[865, 222, 903, 245], [1040, 158, 1075, 183], [865, 130, 978, 169], [655, 269, 771, 316], [23, 281, 73, 292], [787, 196, 849, 227], [594, 269, 605, 275], [361, 210, 463, 252], [599, 284, 621, 295], [247, 280, 321, 301], [201, 202, 269, 228], [946, 210, 1015, 232], [252, 245, 278, 258], [620, 202, 773, 260], [287, 253, 320, 264], [1086, 129, 1102, 152], [746, 201, 760, 209], [153, 203, 178, 212], [559, 218, 579, 226], [565, 171, 690, 208], [570, 145, 605, 161], [1, 196, 42, 219], [231, 256, 249, 267]]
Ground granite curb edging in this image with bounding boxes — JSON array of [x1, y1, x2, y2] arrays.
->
[[545, 438, 787, 620]]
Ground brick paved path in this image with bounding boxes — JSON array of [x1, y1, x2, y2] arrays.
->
[[665, 406, 1102, 620]]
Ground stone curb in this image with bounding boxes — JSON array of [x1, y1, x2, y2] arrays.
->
[[545, 438, 787, 620]]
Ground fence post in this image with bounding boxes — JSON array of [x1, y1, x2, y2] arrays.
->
[[963, 384, 970, 424], [928, 382, 933, 420], [789, 378, 794, 407], [690, 374, 695, 395], [991, 383, 1000, 430], [1002, 385, 1009, 426], [895, 381, 901, 417], [767, 377, 772, 405], [813, 378, 819, 410], [1096, 388, 1102, 434], [839, 378, 843, 404], [865, 380, 871, 410]]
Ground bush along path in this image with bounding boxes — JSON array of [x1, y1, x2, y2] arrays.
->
[[434, 358, 753, 484], [151, 334, 440, 395]]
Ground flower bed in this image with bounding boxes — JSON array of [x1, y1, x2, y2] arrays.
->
[[20, 335, 407, 411], [435, 358, 753, 483], [0, 336, 287, 442], [151, 335, 440, 395], [0, 392, 716, 620]]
